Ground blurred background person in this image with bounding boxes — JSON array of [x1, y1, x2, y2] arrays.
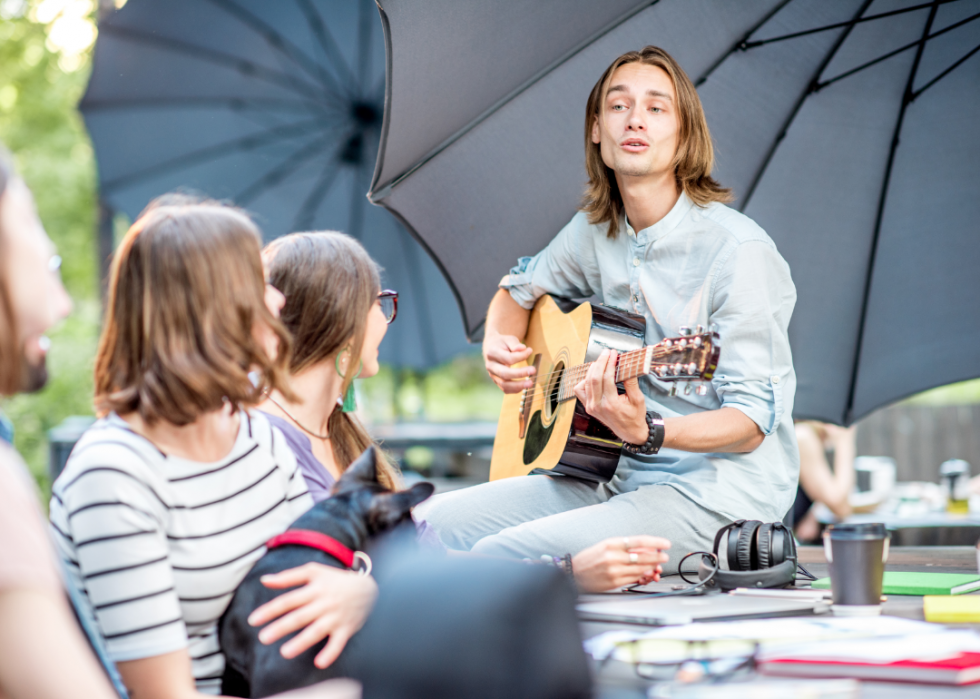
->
[[791, 420, 857, 542], [0, 146, 121, 698]]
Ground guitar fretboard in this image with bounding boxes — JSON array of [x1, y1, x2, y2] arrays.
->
[[553, 346, 653, 402]]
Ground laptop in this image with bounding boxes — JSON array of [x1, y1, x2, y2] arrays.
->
[[577, 593, 830, 626]]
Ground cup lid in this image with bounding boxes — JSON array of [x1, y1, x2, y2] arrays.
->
[[826, 522, 888, 540]]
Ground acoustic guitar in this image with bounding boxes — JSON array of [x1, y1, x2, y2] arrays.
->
[[489, 295, 720, 483]]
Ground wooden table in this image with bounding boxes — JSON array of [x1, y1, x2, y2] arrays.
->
[[584, 546, 980, 698]]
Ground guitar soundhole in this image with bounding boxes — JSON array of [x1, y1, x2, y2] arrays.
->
[[545, 361, 564, 420]]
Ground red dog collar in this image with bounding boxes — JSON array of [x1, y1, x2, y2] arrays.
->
[[266, 530, 372, 575]]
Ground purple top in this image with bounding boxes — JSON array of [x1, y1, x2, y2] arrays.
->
[[260, 411, 445, 551]]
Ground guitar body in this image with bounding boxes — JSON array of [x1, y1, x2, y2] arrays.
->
[[490, 295, 646, 483]]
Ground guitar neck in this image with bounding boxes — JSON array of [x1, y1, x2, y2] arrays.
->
[[556, 346, 654, 402]]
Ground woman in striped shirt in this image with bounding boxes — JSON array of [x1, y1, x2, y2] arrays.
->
[[50, 198, 378, 697]]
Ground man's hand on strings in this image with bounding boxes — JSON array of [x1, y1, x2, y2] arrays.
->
[[483, 332, 535, 394], [574, 349, 648, 444]]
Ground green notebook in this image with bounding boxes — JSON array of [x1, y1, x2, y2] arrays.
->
[[812, 572, 980, 596]]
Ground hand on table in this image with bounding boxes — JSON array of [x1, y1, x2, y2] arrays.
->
[[483, 332, 535, 394], [574, 349, 649, 444], [248, 562, 378, 669], [573, 535, 671, 592]]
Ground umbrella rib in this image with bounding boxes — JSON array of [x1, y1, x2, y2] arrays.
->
[[693, 0, 795, 88], [101, 118, 325, 192], [911, 40, 980, 100], [98, 24, 324, 103], [815, 9, 980, 91], [295, 0, 359, 98], [202, 0, 346, 104], [844, 0, 940, 424], [370, 0, 662, 198], [235, 133, 338, 206], [742, 0, 962, 49], [740, 0, 874, 210], [292, 155, 344, 232], [80, 96, 330, 115], [356, 0, 373, 92]]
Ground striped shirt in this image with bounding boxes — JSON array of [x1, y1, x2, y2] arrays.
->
[[50, 411, 312, 694]]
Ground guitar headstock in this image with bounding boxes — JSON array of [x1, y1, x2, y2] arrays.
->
[[649, 329, 720, 381]]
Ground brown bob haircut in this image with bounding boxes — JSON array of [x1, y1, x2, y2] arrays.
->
[[0, 145, 20, 395], [263, 232, 401, 490], [94, 195, 293, 425], [582, 45, 732, 238]]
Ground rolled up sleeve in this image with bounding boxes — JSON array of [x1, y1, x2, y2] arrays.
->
[[499, 213, 596, 309], [709, 240, 797, 436]]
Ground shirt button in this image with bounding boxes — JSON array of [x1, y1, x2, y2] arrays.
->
[[772, 375, 781, 384], [633, 257, 640, 267]]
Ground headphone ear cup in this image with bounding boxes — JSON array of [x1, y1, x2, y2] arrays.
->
[[755, 522, 773, 569], [726, 521, 745, 571], [735, 520, 762, 571], [770, 523, 792, 567]]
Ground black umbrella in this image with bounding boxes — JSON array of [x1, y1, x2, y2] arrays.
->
[[368, 0, 980, 423], [82, 0, 472, 368]]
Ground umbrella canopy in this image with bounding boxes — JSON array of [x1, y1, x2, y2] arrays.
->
[[368, 0, 980, 423], [82, 0, 472, 368]]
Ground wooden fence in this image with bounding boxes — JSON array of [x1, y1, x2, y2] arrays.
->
[[856, 404, 980, 483]]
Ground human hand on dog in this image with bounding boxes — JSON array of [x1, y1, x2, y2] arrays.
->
[[248, 562, 378, 669], [572, 535, 670, 592]]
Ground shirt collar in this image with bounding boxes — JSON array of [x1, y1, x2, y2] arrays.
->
[[624, 191, 696, 243]]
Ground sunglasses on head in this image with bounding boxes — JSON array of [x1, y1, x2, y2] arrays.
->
[[378, 289, 398, 324]]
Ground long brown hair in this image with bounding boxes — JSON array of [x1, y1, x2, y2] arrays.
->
[[94, 196, 293, 425], [582, 45, 732, 238], [263, 232, 401, 490], [0, 145, 20, 395]]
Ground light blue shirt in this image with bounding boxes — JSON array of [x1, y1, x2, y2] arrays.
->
[[500, 192, 799, 522]]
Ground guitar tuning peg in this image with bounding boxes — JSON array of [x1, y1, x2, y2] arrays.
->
[[678, 326, 692, 336], [696, 384, 709, 396], [695, 324, 704, 334], [709, 323, 719, 334], [684, 384, 692, 395], [669, 385, 677, 397]]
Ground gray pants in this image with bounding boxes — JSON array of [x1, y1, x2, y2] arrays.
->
[[415, 475, 733, 576]]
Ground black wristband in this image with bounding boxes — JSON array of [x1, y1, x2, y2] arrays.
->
[[623, 411, 665, 455]]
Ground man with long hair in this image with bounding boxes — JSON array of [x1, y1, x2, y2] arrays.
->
[[418, 47, 798, 579]]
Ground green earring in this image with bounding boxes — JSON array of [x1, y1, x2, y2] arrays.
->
[[336, 349, 363, 413]]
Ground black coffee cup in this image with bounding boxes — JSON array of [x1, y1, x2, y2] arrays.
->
[[823, 522, 890, 616]]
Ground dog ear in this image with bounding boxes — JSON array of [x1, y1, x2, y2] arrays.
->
[[369, 482, 435, 530], [335, 445, 379, 494]]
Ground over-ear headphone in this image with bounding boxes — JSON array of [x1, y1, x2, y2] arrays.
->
[[694, 519, 798, 591]]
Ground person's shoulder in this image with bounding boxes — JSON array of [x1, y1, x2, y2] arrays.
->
[[696, 201, 775, 248], [253, 409, 311, 454], [0, 441, 38, 501], [562, 210, 606, 241], [57, 414, 163, 483]]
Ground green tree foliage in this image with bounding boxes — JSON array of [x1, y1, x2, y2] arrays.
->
[[0, 0, 100, 495]]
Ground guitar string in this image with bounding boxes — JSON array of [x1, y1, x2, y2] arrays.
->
[[523, 356, 645, 406], [524, 348, 648, 403], [523, 341, 702, 386], [520, 345, 710, 383], [519, 340, 712, 411], [526, 351, 705, 408]]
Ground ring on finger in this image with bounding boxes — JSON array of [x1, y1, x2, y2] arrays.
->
[[629, 552, 638, 564]]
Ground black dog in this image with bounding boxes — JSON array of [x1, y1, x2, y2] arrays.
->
[[220, 446, 434, 697]]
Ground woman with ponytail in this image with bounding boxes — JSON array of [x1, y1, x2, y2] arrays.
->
[[259, 232, 405, 499]]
